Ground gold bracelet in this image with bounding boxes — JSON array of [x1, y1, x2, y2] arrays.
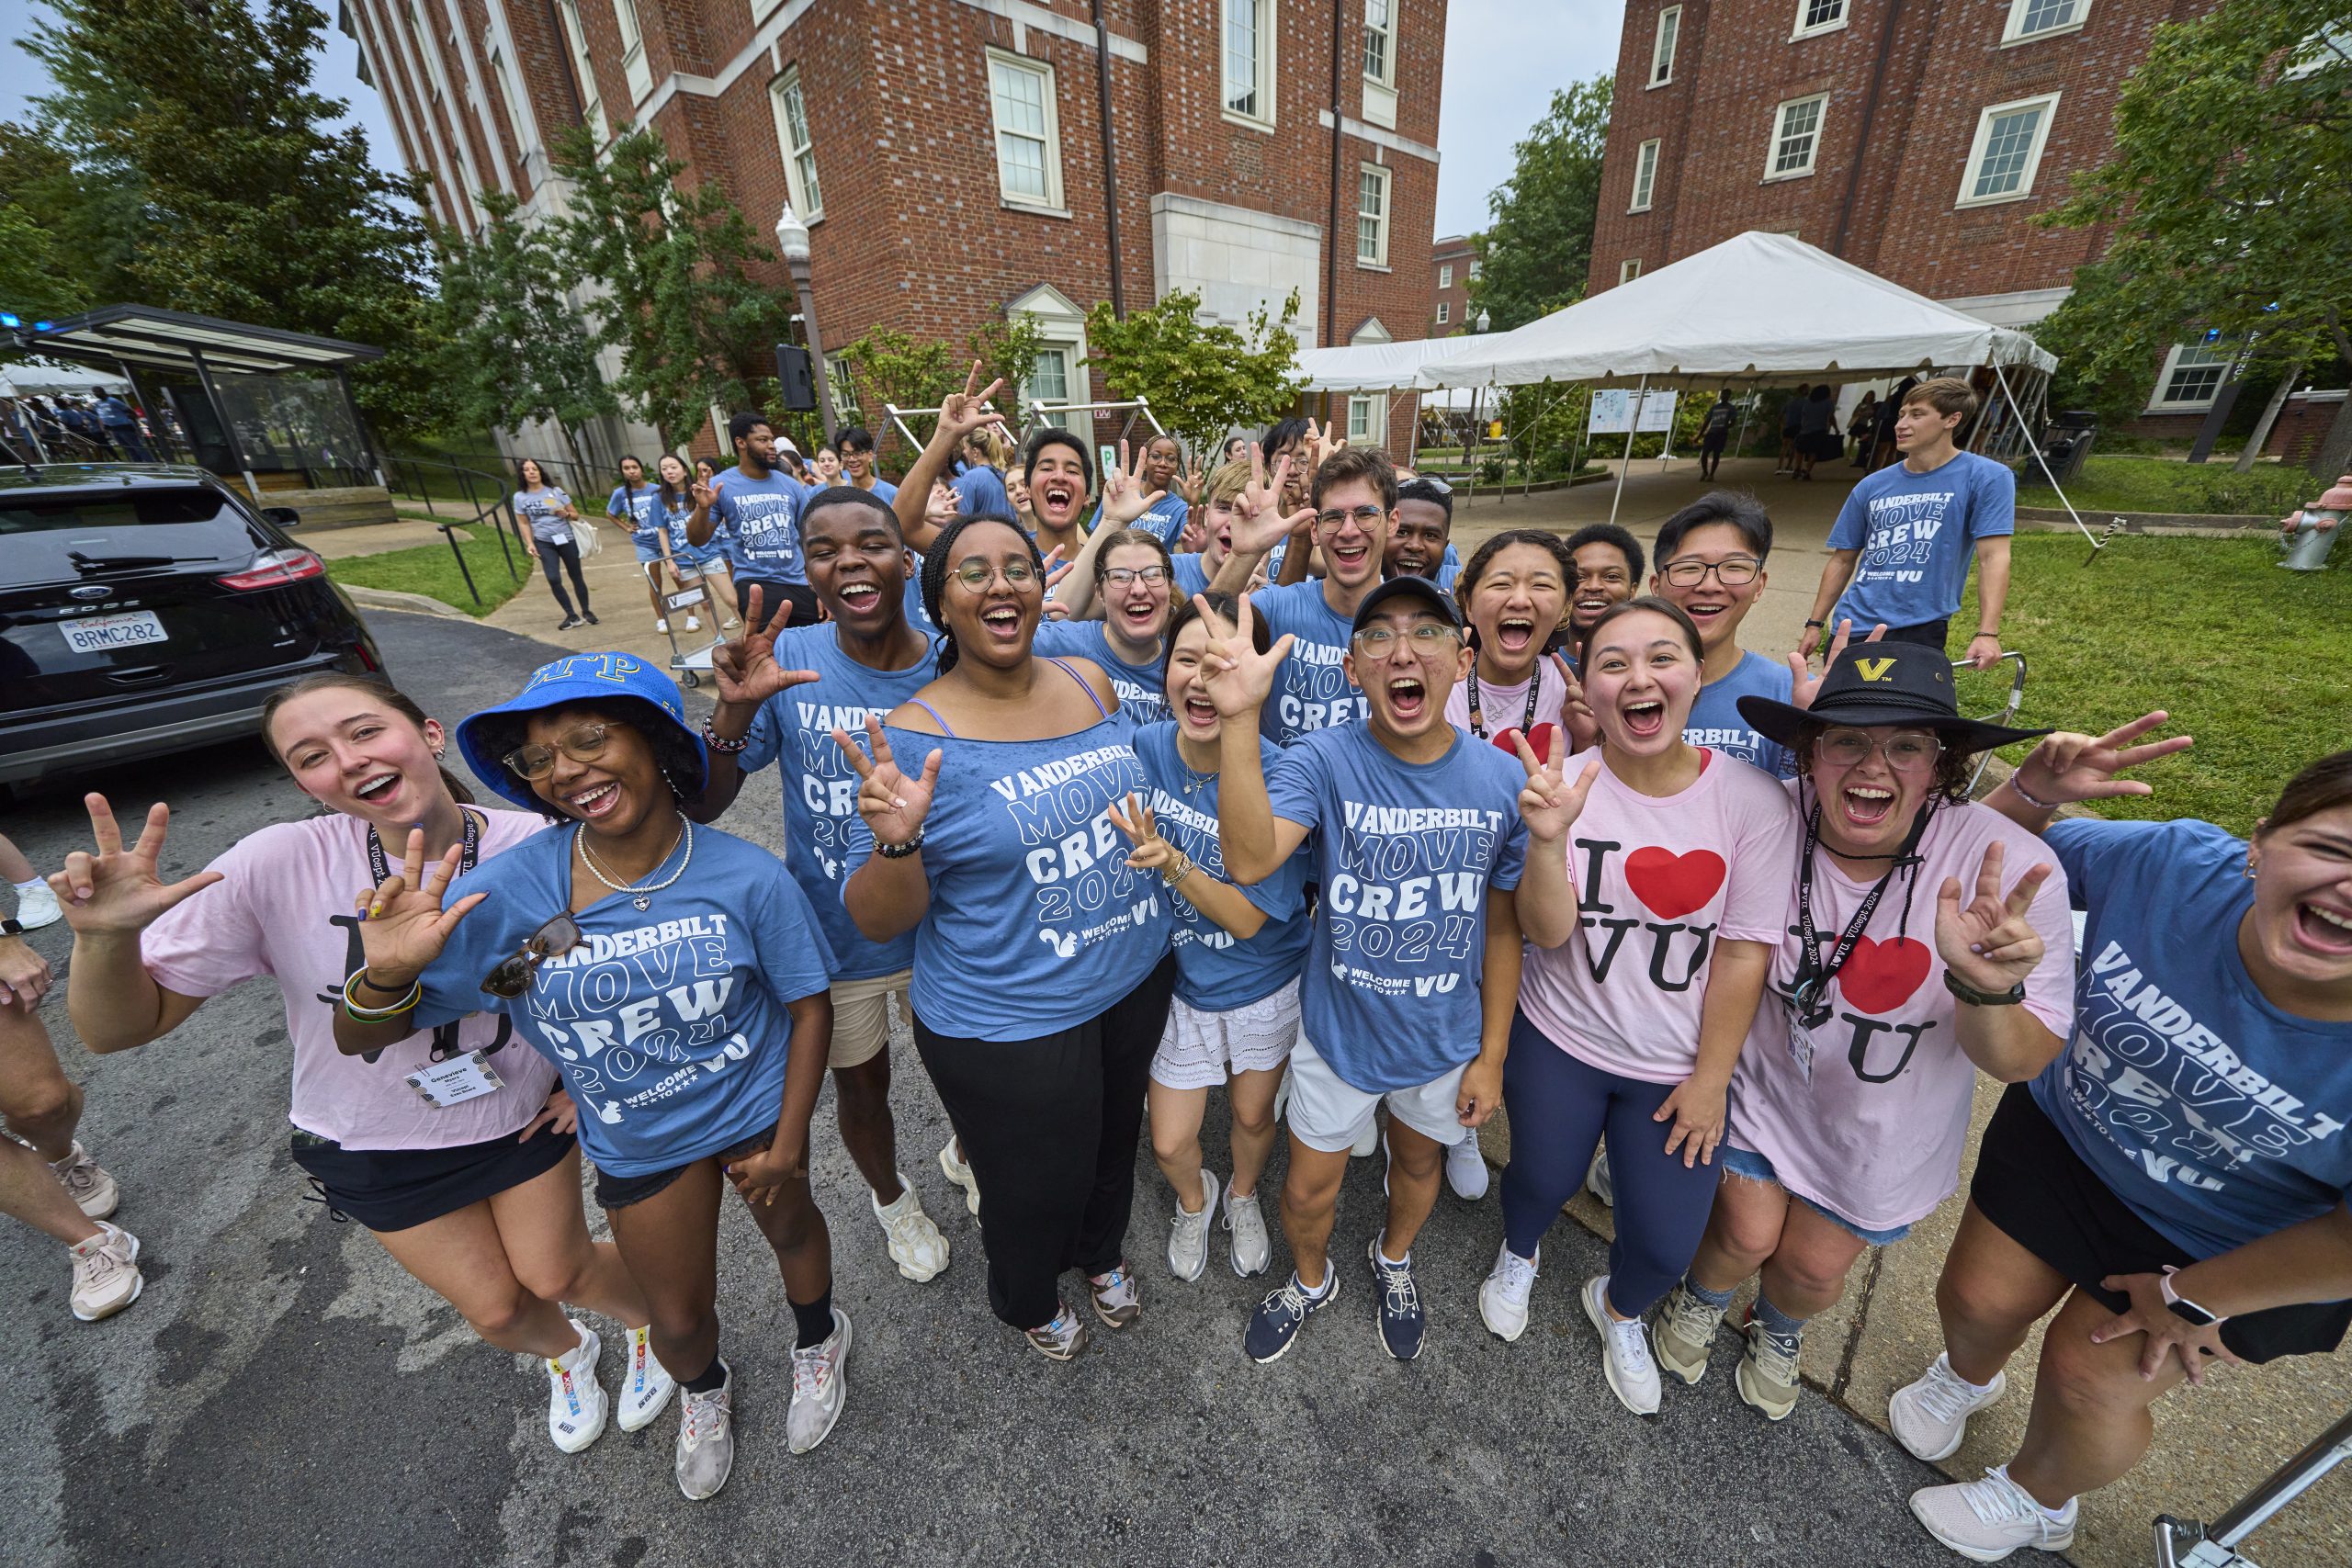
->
[[1163, 851, 1194, 890]]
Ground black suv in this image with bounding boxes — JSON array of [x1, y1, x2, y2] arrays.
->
[[0, 464, 384, 790]]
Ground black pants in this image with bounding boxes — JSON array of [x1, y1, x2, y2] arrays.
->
[[735, 578, 820, 630], [537, 536, 590, 617], [911, 956, 1177, 1329], [1883, 617, 1951, 652]]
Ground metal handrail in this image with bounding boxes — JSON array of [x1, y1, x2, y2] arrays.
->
[[382, 452, 531, 605]]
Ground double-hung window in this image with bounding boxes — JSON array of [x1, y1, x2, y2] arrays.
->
[[1650, 6, 1680, 85], [1766, 94, 1826, 180], [770, 68, 823, 219], [988, 51, 1065, 210], [1356, 163, 1391, 266], [1631, 139, 1661, 211], [1222, 0, 1274, 125], [2002, 0, 2088, 44], [1957, 93, 2059, 206]]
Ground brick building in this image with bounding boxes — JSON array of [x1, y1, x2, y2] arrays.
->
[[1429, 232, 1476, 333], [1587, 0, 2241, 439], [337, 0, 1446, 468]]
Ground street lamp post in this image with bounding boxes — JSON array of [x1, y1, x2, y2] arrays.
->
[[774, 202, 838, 445]]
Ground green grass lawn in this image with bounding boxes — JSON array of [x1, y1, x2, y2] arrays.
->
[[328, 528, 530, 617], [1951, 533, 2349, 834], [2018, 454, 2312, 518]]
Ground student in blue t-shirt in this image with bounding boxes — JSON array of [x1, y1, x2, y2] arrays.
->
[[689, 411, 816, 628], [694, 487, 954, 1287], [1889, 726, 2352, 1563], [1805, 377, 2014, 670], [605, 456, 684, 637], [331, 652, 845, 1504], [1082, 433, 1190, 548], [837, 502, 1174, 1364], [835, 424, 899, 505], [950, 423, 1012, 518], [1207, 575, 1558, 1365], [1650, 492, 1809, 779], [1110, 593, 1311, 1285], [515, 458, 597, 631], [1033, 529, 1177, 724], [1386, 476, 1460, 592]]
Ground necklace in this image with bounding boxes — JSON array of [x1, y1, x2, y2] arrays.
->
[[577, 819, 692, 910]]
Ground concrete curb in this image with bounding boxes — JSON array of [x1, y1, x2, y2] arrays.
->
[[342, 584, 474, 621], [2017, 505, 2274, 538]]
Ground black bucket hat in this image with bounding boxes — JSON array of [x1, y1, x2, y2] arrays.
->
[[1737, 642, 2050, 756]]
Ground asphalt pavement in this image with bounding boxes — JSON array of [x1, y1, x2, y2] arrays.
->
[[2, 609, 1991, 1568]]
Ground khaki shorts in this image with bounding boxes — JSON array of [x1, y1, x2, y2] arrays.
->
[[830, 968, 910, 1070]]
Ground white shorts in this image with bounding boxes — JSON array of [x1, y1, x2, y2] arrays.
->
[[828, 969, 908, 1070], [1284, 1034, 1467, 1154], [1148, 977, 1302, 1091]]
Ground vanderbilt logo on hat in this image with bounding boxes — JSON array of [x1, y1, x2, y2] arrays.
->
[[1855, 657, 1895, 682]]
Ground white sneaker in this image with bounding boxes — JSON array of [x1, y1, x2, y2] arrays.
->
[[544, 1324, 610, 1453], [673, 1365, 734, 1500], [1445, 1134, 1489, 1200], [1477, 1243, 1539, 1342], [1909, 1467, 2076, 1562], [1350, 1113, 1380, 1159], [684, 615, 701, 632], [1581, 1274, 1661, 1415], [69, 1222, 142, 1321], [1166, 1171, 1220, 1282], [1891, 1351, 2007, 1462], [616, 1325, 675, 1432], [786, 1308, 851, 1455], [1223, 1187, 1272, 1278], [51, 1142, 120, 1220], [654, 617, 670, 634], [1586, 1145, 1613, 1207], [1025, 1303, 1088, 1361], [15, 880, 62, 930], [938, 1136, 980, 1217], [871, 1176, 949, 1281]]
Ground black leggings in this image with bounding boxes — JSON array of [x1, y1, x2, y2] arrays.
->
[[537, 537, 590, 616], [911, 957, 1177, 1329]]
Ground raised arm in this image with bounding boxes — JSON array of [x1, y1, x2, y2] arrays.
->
[[692, 590, 816, 822], [895, 361, 1009, 554], [1205, 451, 1304, 597], [52, 796, 220, 1053], [329, 830, 489, 1056], [1984, 712, 2193, 834], [1933, 840, 2065, 1082], [1197, 594, 1306, 882], [1509, 736, 1601, 949]]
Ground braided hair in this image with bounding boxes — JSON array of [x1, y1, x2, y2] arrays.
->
[[918, 511, 1045, 676]]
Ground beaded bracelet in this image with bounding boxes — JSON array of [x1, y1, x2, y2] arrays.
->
[[2005, 772, 2062, 811], [342, 970, 422, 1021], [703, 722, 752, 755]]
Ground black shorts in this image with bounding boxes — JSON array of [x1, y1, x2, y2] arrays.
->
[[1971, 1084, 2352, 1365], [735, 578, 820, 628], [1700, 433, 1728, 455], [1882, 617, 1951, 651], [289, 1124, 576, 1233], [594, 1132, 773, 1210]]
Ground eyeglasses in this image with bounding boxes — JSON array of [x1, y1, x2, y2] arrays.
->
[[481, 912, 582, 998], [503, 722, 610, 782], [1815, 728, 1945, 773], [1102, 565, 1169, 587], [950, 559, 1037, 591], [1661, 557, 1761, 587], [1316, 504, 1386, 531], [1351, 622, 1459, 655]]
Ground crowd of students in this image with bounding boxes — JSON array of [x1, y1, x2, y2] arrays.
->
[[6, 372, 2345, 1559]]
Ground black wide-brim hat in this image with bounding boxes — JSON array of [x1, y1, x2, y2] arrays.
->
[[1738, 642, 2051, 756]]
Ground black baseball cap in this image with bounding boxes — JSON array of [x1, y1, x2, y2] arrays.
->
[[1351, 573, 1463, 637]]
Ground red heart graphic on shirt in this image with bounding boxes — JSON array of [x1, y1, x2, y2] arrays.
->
[[1838, 936, 1933, 1014], [1624, 847, 1726, 920], [1489, 723, 1561, 764]]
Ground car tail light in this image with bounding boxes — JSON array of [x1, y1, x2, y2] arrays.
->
[[218, 548, 326, 591]]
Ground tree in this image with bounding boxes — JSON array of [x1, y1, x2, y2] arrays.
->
[[1081, 288, 1304, 462], [2032, 2, 2352, 477], [828, 326, 961, 447], [429, 192, 617, 475], [13, 0, 441, 439], [967, 307, 1048, 426], [1472, 75, 1611, 332], [552, 122, 796, 449]]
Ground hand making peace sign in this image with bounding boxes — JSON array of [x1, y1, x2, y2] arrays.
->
[[1106, 792, 1177, 875], [1511, 732, 1602, 845], [48, 795, 224, 937], [831, 714, 943, 850], [938, 359, 1010, 447], [709, 586, 820, 707], [1934, 840, 2054, 995], [2007, 711, 2193, 810]]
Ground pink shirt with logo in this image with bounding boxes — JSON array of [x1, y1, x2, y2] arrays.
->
[[1444, 662, 1573, 765], [1726, 787, 2075, 1231], [142, 808, 559, 1150], [1517, 750, 1801, 1083]]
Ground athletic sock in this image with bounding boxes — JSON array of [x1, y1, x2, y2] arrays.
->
[[553, 1321, 594, 1371], [1683, 1276, 1736, 1311], [1295, 1266, 1333, 1301], [1751, 1292, 1807, 1340], [790, 1289, 835, 1349], [13, 879, 43, 898], [682, 1352, 728, 1393]]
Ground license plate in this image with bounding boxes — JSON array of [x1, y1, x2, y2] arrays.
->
[[60, 611, 166, 655]]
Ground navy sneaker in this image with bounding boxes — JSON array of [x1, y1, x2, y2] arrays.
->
[[1368, 1236, 1427, 1360], [1245, 1266, 1339, 1363]]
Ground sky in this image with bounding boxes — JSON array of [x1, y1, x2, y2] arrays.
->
[[0, 0, 1623, 239]]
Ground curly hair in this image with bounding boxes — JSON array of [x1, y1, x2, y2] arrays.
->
[[918, 512, 1046, 676], [1789, 725, 1981, 805]]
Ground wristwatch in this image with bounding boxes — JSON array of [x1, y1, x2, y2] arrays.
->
[[1943, 970, 2026, 1007], [0, 919, 23, 938], [2160, 1265, 2225, 1327]]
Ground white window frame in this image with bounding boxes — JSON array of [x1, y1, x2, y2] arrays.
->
[[1355, 162, 1391, 268], [556, 0, 607, 144], [1363, 0, 1397, 88], [1435, 300, 1450, 325], [1630, 138, 1661, 212], [1956, 92, 2060, 208], [769, 66, 823, 220], [2001, 0, 2090, 46], [986, 50, 1067, 213], [2148, 343, 2231, 412], [411, 4, 451, 103], [1220, 0, 1276, 130], [1764, 94, 1827, 182], [1620, 258, 1643, 284], [1347, 394, 1385, 447], [485, 39, 533, 160], [1792, 0, 1848, 39], [1649, 6, 1680, 86], [612, 0, 650, 100], [1468, 258, 1481, 279], [1437, 262, 1453, 289]]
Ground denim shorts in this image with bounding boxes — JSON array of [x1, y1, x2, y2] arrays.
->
[[1715, 1145, 1911, 1247]]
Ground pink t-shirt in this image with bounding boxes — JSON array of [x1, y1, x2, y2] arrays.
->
[[1444, 660, 1573, 763], [1727, 789, 2075, 1231], [1518, 750, 1800, 1083], [142, 808, 558, 1150]]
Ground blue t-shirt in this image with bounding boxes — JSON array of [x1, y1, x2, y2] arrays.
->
[[514, 487, 575, 544], [1034, 620, 1170, 725], [2033, 818, 2352, 1260], [1091, 491, 1193, 549], [1826, 450, 2015, 631], [413, 825, 836, 1178], [952, 466, 1010, 518], [739, 624, 938, 982], [842, 716, 1172, 1042], [1251, 580, 1366, 746], [1684, 650, 1796, 779], [1263, 722, 1528, 1091], [713, 467, 808, 584], [1170, 553, 1212, 600], [1132, 721, 1310, 1012], [607, 484, 663, 549]]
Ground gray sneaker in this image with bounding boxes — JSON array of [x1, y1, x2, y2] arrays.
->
[[1224, 1187, 1272, 1278], [69, 1223, 142, 1322], [786, 1310, 850, 1455], [1652, 1280, 1724, 1385], [51, 1142, 119, 1222], [673, 1365, 734, 1501], [1088, 1262, 1142, 1328], [1166, 1172, 1221, 1281]]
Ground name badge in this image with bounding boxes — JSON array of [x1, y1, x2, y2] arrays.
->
[[1782, 1001, 1818, 1087], [548, 529, 572, 547], [405, 1051, 505, 1109]]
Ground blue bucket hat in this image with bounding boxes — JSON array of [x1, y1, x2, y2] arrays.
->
[[455, 651, 707, 811]]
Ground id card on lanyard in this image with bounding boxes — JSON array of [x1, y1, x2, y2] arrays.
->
[[1783, 802, 1927, 1085]]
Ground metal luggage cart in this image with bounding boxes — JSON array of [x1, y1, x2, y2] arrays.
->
[[1953, 649, 2028, 794], [2154, 1406, 2352, 1567], [645, 558, 724, 689]]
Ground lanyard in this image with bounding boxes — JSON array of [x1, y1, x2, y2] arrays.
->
[[366, 808, 482, 887], [1464, 666, 1543, 740], [1787, 800, 1928, 1026]]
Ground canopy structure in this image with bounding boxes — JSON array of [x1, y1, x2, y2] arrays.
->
[[1294, 337, 1465, 393], [1416, 231, 2056, 391]]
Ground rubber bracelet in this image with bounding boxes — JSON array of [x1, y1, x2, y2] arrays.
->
[[2005, 773, 2062, 812], [702, 722, 751, 755], [1942, 969, 2026, 1008], [1804, 618, 1826, 629], [342, 970, 421, 1020]]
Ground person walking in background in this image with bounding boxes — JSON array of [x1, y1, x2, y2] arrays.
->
[[1697, 391, 1735, 482], [93, 389, 151, 462], [691, 412, 816, 628], [606, 457, 680, 635], [1868, 378, 1914, 472], [836, 425, 899, 502], [515, 459, 596, 631], [1848, 391, 1879, 467], [1792, 384, 1838, 482], [1776, 386, 1809, 476]]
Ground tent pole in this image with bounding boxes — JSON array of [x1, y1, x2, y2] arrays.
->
[[1990, 361, 2099, 556], [1732, 387, 1754, 467], [1608, 374, 1646, 530]]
